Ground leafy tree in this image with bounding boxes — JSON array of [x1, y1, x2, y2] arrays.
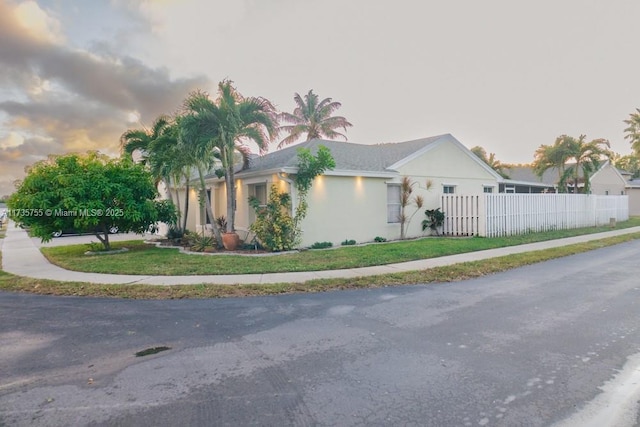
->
[[278, 90, 353, 148], [613, 153, 640, 178], [180, 81, 278, 238], [624, 108, 640, 155], [7, 152, 176, 250], [470, 146, 510, 178]]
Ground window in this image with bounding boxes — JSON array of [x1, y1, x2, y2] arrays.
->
[[387, 184, 401, 223], [504, 185, 515, 194], [483, 186, 494, 193], [442, 185, 456, 194], [605, 190, 609, 195], [252, 183, 267, 206], [249, 183, 267, 222]]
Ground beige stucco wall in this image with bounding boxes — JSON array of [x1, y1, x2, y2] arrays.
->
[[590, 166, 626, 196], [627, 188, 640, 216], [299, 175, 393, 246], [297, 140, 499, 246], [193, 138, 500, 247]]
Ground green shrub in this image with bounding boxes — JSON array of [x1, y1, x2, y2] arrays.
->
[[341, 239, 356, 246], [310, 241, 333, 249], [374, 236, 387, 243], [191, 234, 216, 252], [249, 185, 296, 252], [422, 208, 445, 235]]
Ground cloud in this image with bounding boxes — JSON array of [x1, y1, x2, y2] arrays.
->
[[0, 0, 212, 196]]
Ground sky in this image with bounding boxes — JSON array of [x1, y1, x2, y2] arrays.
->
[[1, 0, 639, 197]]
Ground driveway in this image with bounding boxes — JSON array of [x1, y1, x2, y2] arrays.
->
[[2, 241, 640, 426]]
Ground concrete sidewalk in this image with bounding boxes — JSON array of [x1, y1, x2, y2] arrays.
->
[[2, 221, 640, 286]]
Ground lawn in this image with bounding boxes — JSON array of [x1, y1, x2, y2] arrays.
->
[[2, 233, 639, 299], [40, 217, 640, 275]]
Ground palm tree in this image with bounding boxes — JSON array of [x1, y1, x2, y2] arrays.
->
[[564, 135, 611, 194], [624, 108, 640, 155], [532, 138, 574, 192], [470, 146, 510, 178], [146, 122, 192, 233], [180, 81, 278, 237], [278, 90, 352, 148]]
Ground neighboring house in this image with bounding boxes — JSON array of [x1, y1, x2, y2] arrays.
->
[[185, 134, 507, 246], [625, 179, 640, 216], [507, 161, 627, 195]]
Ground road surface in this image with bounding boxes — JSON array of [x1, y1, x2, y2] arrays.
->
[[1, 240, 640, 426]]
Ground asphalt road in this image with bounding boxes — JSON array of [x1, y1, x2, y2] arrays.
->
[[1, 240, 640, 426]]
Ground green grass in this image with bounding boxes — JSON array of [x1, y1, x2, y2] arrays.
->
[[2, 233, 639, 299], [40, 218, 640, 276]]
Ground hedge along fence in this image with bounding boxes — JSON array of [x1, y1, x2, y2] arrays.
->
[[442, 194, 629, 237]]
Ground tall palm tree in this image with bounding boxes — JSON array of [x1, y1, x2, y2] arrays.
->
[[121, 116, 190, 232], [278, 90, 352, 148], [624, 108, 640, 155], [180, 81, 278, 235]]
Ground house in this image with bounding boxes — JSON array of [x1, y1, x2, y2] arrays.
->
[[506, 160, 627, 195], [625, 178, 640, 216], [184, 134, 507, 246]]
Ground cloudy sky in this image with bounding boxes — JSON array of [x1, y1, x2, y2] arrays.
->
[[1, 0, 639, 197]]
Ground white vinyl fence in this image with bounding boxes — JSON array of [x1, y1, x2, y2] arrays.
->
[[441, 194, 629, 237]]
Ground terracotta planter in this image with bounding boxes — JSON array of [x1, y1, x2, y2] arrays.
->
[[221, 232, 240, 251]]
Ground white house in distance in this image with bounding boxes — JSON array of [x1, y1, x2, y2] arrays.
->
[[183, 133, 511, 247]]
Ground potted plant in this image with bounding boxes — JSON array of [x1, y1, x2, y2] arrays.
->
[[217, 216, 240, 250]]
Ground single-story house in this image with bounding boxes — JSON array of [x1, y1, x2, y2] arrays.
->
[[182, 133, 555, 247], [506, 160, 628, 196]]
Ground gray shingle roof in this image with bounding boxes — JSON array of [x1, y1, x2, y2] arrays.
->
[[507, 166, 560, 185], [238, 135, 447, 176]]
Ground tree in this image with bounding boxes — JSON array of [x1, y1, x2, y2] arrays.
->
[[470, 146, 510, 178], [532, 138, 575, 193], [180, 81, 278, 240], [613, 153, 640, 178], [624, 108, 640, 155], [533, 135, 610, 193], [564, 135, 611, 194], [278, 90, 353, 148], [7, 152, 176, 250], [121, 116, 191, 233]]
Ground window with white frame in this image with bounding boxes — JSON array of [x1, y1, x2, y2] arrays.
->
[[387, 184, 401, 223], [483, 186, 494, 193], [442, 185, 456, 194], [248, 183, 267, 222]]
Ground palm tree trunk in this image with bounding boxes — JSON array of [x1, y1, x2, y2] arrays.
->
[[182, 181, 190, 233], [171, 176, 182, 232], [197, 165, 223, 247]]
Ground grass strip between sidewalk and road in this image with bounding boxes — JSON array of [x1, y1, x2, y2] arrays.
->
[[2, 232, 640, 299], [40, 218, 640, 275]]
